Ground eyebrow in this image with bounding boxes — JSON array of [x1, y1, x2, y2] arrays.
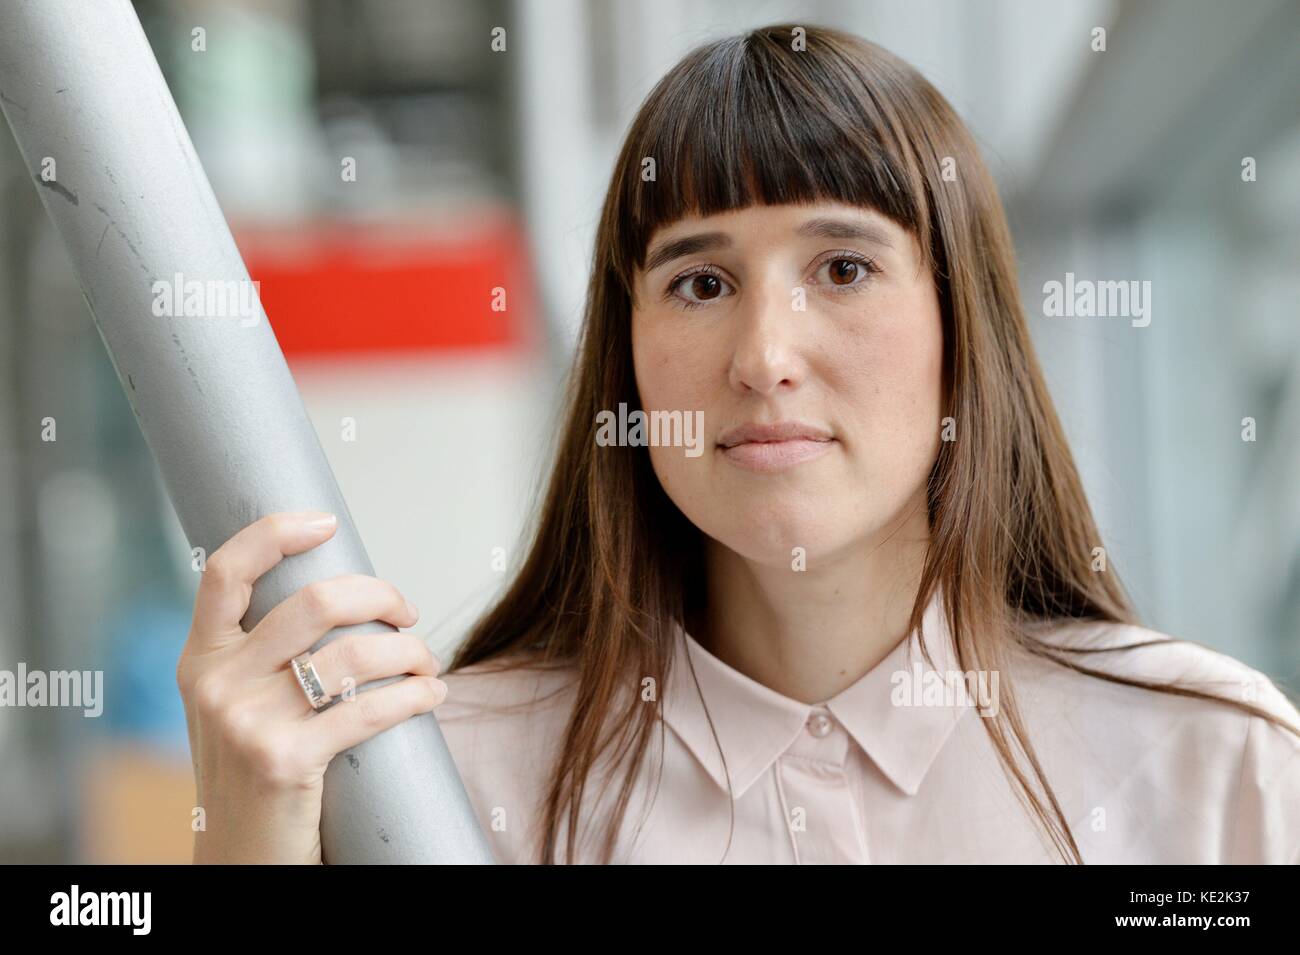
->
[[643, 232, 732, 274], [642, 216, 894, 274], [796, 216, 895, 248]]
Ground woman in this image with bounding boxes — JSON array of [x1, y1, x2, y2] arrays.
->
[[178, 23, 1300, 864]]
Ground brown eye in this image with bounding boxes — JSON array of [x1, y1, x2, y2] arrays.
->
[[691, 274, 723, 300], [814, 254, 876, 291], [667, 268, 734, 308], [828, 259, 860, 285]]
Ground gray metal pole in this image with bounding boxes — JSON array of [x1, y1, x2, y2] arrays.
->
[[0, 0, 494, 864]]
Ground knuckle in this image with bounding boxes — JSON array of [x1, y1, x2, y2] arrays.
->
[[299, 580, 337, 620], [354, 690, 386, 727], [247, 733, 306, 789], [338, 636, 374, 679], [190, 672, 226, 717], [354, 574, 385, 602], [263, 512, 296, 538], [219, 702, 260, 746], [203, 551, 234, 585]]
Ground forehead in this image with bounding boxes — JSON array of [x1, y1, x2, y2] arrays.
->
[[651, 199, 893, 236], [639, 201, 911, 273]]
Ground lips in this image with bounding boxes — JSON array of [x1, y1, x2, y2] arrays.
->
[[716, 421, 835, 472], [716, 421, 834, 448]]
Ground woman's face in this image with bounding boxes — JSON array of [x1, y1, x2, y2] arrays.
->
[[631, 200, 944, 568]]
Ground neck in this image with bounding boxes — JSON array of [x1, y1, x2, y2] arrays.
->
[[695, 495, 931, 703]]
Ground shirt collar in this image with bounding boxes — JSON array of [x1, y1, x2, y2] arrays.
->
[[660, 588, 967, 798]]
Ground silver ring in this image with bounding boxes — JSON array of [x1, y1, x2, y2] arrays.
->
[[290, 653, 333, 711]]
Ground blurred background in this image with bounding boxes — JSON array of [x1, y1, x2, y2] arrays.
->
[[0, 0, 1295, 862]]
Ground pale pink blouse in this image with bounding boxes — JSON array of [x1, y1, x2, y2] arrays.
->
[[435, 593, 1300, 864]]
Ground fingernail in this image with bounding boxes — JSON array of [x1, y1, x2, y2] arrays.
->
[[405, 599, 419, 619], [302, 512, 337, 532], [428, 677, 448, 700]]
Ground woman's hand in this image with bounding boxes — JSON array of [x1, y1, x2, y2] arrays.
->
[[176, 510, 447, 864]]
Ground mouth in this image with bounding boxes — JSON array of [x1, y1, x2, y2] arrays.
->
[[716, 421, 836, 473]]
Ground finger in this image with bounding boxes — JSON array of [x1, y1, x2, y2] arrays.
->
[[288, 632, 440, 712], [190, 511, 338, 649], [243, 574, 418, 673], [260, 641, 444, 720], [304, 675, 447, 763]]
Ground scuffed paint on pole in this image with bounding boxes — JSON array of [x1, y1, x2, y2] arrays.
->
[[0, 0, 494, 863]]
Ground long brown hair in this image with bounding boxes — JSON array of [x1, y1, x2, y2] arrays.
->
[[451, 23, 1300, 864]]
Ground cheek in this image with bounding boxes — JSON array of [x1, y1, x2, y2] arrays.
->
[[632, 316, 716, 412], [829, 286, 943, 466], [633, 314, 720, 517]]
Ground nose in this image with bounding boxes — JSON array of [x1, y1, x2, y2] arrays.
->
[[727, 278, 805, 396]]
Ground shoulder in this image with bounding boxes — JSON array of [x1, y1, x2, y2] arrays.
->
[[1014, 617, 1300, 862], [1018, 616, 1298, 724], [437, 651, 581, 749], [432, 651, 581, 863]]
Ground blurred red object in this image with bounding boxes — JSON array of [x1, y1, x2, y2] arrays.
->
[[236, 211, 538, 359]]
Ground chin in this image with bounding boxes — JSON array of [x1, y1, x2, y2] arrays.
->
[[702, 508, 858, 569]]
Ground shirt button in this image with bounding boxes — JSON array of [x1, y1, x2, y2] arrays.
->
[[806, 712, 833, 738]]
